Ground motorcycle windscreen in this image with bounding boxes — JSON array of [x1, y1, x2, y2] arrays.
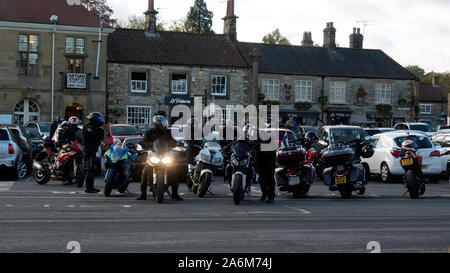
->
[[153, 139, 169, 155], [232, 143, 251, 159]]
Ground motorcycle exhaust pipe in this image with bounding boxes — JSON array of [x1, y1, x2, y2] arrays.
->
[[32, 161, 43, 170]]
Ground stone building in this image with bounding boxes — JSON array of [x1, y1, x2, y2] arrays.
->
[[239, 23, 420, 127], [418, 76, 448, 128], [106, 0, 250, 126], [0, 0, 113, 124]]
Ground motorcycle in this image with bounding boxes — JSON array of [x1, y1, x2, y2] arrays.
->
[[274, 142, 315, 198], [32, 138, 86, 186], [188, 141, 223, 197], [225, 142, 257, 205], [319, 136, 374, 198], [396, 138, 427, 199], [103, 140, 137, 197]]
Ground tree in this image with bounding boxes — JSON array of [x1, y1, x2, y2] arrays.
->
[[422, 71, 450, 91], [168, 18, 190, 32], [125, 15, 165, 31], [405, 65, 426, 80], [185, 0, 214, 34], [81, 0, 118, 27], [262, 29, 291, 45]]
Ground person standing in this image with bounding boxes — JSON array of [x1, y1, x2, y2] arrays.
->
[[285, 115, 298, 132], [82, 112, 104, 193], [255, 127, 277, 203]]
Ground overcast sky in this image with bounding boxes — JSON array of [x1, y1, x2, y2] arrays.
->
[[107, 0, 450, 73]]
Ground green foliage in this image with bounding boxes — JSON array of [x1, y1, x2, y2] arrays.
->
[[397, 97, 407, 106], [262, 29, 291, 45], [318, 95, 328, 105], [168, 18, 190, 32], [405, 65, 426, 80], [376, 104, 392, 113], [124, 15, 165, 31], [262, 100, 281, 106], [185, 0, 214, 34], [81, 0, 118, 27], [258, 93, 266, 101], [422, 72, 450, 91], [295, 101, 312, 110]]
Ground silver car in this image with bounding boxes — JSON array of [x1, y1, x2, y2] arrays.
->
[[0, 127, 27, 179]]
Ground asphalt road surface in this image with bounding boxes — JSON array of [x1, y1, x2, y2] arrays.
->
[[0, 173, 449, 253]]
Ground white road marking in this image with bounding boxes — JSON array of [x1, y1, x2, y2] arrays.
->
[[279, 204, 311, 214], [0, 182, 14, 191], [43, 204, 50, 208], [122, 205, 131, 208], [52, 191, 77, 194], [5, 204, 13, 207]]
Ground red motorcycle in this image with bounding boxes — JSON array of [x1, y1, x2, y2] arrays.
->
[[32, 138, 86, 186]]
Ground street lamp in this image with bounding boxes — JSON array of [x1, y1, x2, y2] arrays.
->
[[50, 15, 58, 122]]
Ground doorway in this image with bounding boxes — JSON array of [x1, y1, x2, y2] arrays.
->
[[65, 103, 83, 121]]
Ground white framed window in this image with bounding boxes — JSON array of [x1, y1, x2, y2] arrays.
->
[[13, 99, 40, 125], [295, 80, 313, 102], [376, 83, 392, 104], [66, 37, 85, 54], [329, 81, 346, 103], [419, 104, 432, 114], [126, 105, 152, 126], [211, 75, 227, 96], [262, 79, 279, 100], [19, 34, 39, 75], [171, 73, 188, 94], [130, 72, 148, 93]]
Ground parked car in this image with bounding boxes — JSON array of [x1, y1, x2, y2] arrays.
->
[[103, 124, 140, 147], [295, 126, 318, 138], [25, 121, 52, 138], [364, 127, 395, 136], [7, 124, 33, 164], [393, 122, 435, 137], [362, 131, 442, 183], [0, 127, 27, 179], [436, 125, 450, 131], [317, 126, 369, 149], [138, 126, 153, 136], [25, 127, 44, 159], [430, 133, 450, 175]]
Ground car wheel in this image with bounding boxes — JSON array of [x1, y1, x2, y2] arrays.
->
[[380, 163, 393, 183], [427, 175, 441, 183]]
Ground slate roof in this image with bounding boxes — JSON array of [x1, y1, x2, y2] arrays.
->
[[419, 83, 448, 103], [0, 0, 112, 28], [239, 42, 418, 80], [107, 29, 250, 68]]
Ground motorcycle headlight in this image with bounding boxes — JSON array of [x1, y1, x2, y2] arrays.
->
[[240, 159, 249, 166], [111, 153, 121, 163], [149, 156, 161, 164], [232, 158, 239, 167], [161, 156, 172, 165]]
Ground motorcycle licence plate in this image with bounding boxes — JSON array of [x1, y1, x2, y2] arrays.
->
[[335, 176, 347, 185], [401, 158, 413, 166], [288, 176, 300, 186]]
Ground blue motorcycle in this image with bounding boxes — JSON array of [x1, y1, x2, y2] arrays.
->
[[104, 141, 137, 197]]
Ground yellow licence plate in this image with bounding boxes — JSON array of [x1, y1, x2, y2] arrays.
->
[[335, 176, 347, 185], [422, 165, 428, 170], [401, 158, 413, 166]]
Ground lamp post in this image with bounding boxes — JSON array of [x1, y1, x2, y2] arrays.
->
[[50, 15, 58, 122]]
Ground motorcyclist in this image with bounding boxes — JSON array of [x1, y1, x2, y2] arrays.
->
[[137, 115, 182, 201], [184, 118, 203, 192], [54, 121, 70, 147], [50, 117, 62, 139], [64, 116, 83, 143], [82, 112, 105, 193]]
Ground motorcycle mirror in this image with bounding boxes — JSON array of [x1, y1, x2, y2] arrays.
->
[[126, 143, 136, 150], [419, 136, 425, 140], [325, 136, 332, 142], [365, 136, 371, 141], [136, 144, 144, 152]]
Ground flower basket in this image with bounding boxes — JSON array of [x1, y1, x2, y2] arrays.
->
[[295, 101, 312, 111]]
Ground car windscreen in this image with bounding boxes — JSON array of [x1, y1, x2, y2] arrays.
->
[[9, 128, 21, 140], [111, 126, 138, 136], [0, 129, 9, 140], [331, 128, 368, 144], [365, 129, 380, 136], [26, 128, 41, 139], [38, 122, 51, 132], [409, 124, 433, 132], [394, 136, 433, 149], [303, 126, 317, 133], [123, 137, 142, 146]]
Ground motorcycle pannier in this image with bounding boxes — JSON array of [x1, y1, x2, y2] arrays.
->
[[321, 145, 353, 167]]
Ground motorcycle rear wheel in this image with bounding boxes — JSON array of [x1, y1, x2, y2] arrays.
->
[[33, 152, 51, 185], [232, 175, 243, 205], [292, 184, 310, 198], [76, 163, 86, 188], [338, 184, 352, 199], [405, 170, 419, 199], [198, 172, 212, 198]]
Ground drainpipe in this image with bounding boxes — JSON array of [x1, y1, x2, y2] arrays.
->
[[321, 76, 325, 125], [50, 18, 57, 121]]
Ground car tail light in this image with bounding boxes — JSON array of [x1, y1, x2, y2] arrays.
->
[[391, 150, 401, 158], [8, 143, 14, 154], [289, 169, 297, 176], [430, 150, 441, 157]]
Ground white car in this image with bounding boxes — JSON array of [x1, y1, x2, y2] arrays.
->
[[362, 131, 443, 183], [430, 133, 450, 174], [393, 122, 435, 137]]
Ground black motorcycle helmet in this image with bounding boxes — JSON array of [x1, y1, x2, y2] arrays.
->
[[305, 131, 319, 142], [153, 115, 169, 131], [87, 112, 104, 127]]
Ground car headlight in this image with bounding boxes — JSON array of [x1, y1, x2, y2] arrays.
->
[[149, 156, 160, 164], [161, 156, 172, 165]]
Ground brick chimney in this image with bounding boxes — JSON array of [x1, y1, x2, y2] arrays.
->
[[432, 76, 440, 87], [323, 22, 336, 49], [301, 31, 314, 47], [223, 0, 238, 42], [144, 0, 158, 34], [349, 28, 364, 49]]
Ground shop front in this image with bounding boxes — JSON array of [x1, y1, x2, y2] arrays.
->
[[366, 112, 393, 127], [279, 110, 320, 126], [326, 109, 353, 125]]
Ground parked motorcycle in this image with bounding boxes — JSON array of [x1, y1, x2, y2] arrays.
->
[[225, 142, 257, 205], [103, 140, 137, 197], [274, 142, 315, 198], [188, 141, 223, 197], [32, 138, 85, 186], [396, 138, 427, 199], [318, 136, 374, 198]]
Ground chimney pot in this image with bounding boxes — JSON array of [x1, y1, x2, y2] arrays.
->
[[432, 76, 440, 86]]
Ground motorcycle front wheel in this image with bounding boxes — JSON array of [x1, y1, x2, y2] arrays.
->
[[337, 184, 352, 199], [155, 173, 165, 203], [76, 163, 86, 188], [198, 172, 212, 198], [104, 170, 114, 197], [405, 170, 419, 199], [232, 174, 243, 205]]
